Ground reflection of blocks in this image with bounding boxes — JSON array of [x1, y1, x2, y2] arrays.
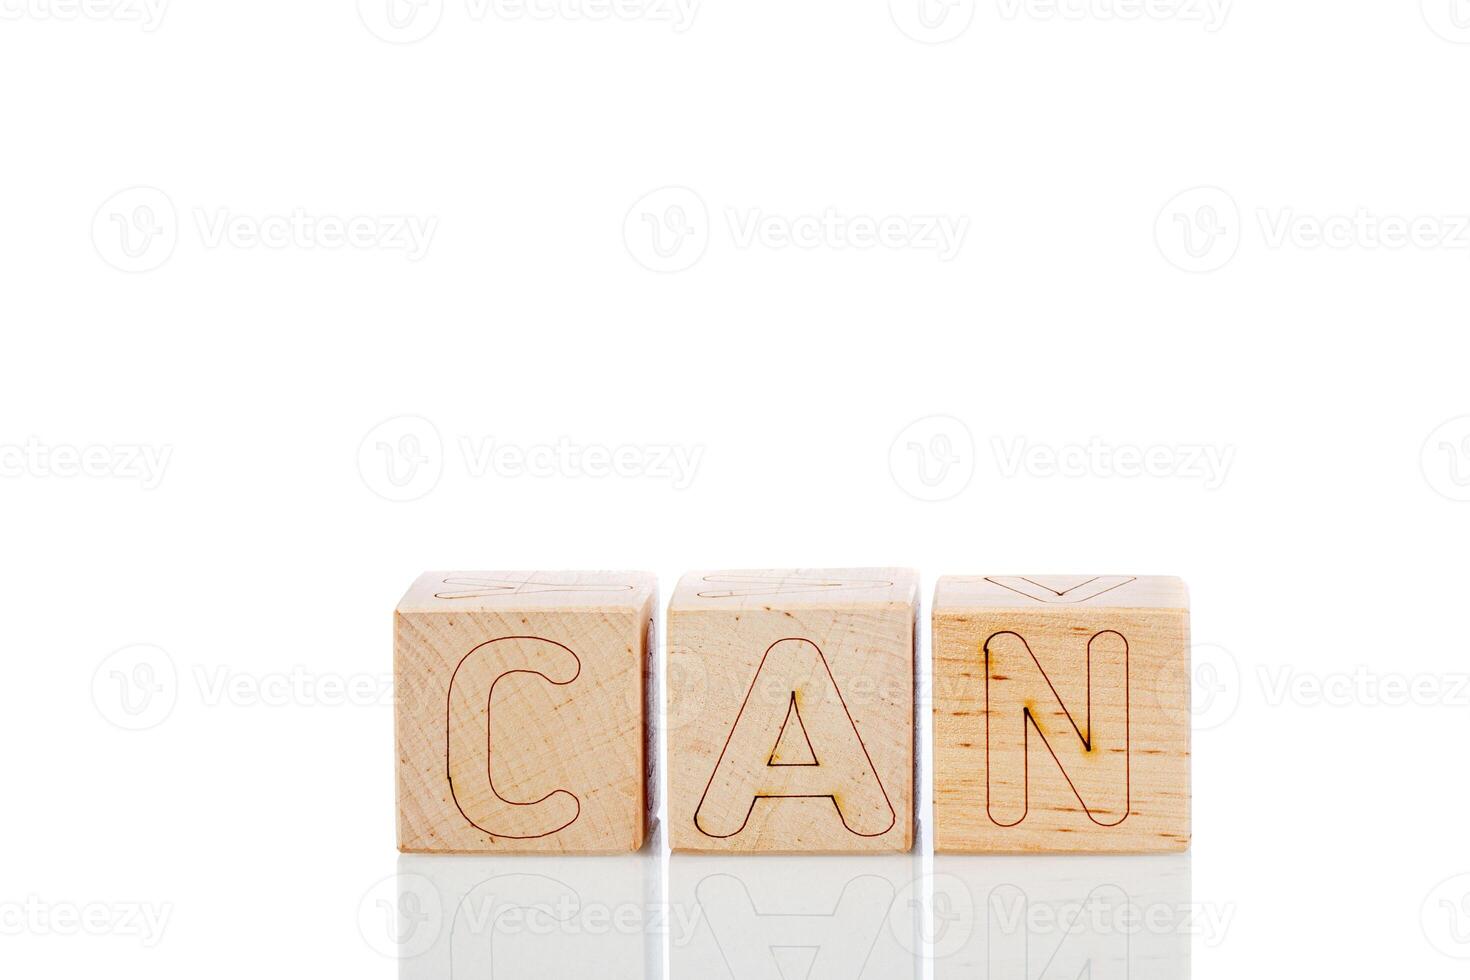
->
[[395, 571, 657, 853], [933, 853, 1192, 976], [667, 569, 918, 853], [398, 850, 661, 978], [670, 854, 921, 978], [933, 576, 1190, 853]]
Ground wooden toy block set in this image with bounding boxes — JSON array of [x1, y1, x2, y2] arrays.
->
[[395, 570, 1191, 855]]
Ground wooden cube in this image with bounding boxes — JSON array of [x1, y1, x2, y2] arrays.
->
[[667, 569, 918, 853], [933, 576, 1190, 853], [395, 571, 657, 853]]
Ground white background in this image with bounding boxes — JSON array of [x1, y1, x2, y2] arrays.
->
[[3, 0, 1470, 976]]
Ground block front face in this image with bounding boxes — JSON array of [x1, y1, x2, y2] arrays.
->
[[933, 576, 1190, 853], [396, 571, 656, 853], [667, 569, 918, 853]]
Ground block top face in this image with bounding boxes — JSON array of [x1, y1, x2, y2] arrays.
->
[[934, 575, 1187, 612], [396, 570, 657, 614], [669, 568, 918, 611]]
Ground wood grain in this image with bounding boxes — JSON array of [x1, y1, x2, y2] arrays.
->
[[667, 568, 918, 853], [396, 570, 657, 853], [933, 575, 1190, 853]]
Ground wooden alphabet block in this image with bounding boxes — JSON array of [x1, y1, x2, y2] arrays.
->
[[667, 569, 918, 853], [395, 571, 657, 853], [933, 576, 1191, 853]]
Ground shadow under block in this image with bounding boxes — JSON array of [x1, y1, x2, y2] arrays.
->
[[667, 569, 918, 853], [933, 576, 1191, 853], [395, 571, 657, 853]]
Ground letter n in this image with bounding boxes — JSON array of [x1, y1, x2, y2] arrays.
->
[[984, 630, 1129, 827]]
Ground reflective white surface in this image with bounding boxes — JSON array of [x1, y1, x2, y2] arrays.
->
[[382, 849, 1193, 978], [931, 855, 1192, 978], [670, 852, 923, 978], [392, 851, 662, 978]]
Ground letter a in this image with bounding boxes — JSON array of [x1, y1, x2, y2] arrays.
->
[[695, 638, 896, 838]]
